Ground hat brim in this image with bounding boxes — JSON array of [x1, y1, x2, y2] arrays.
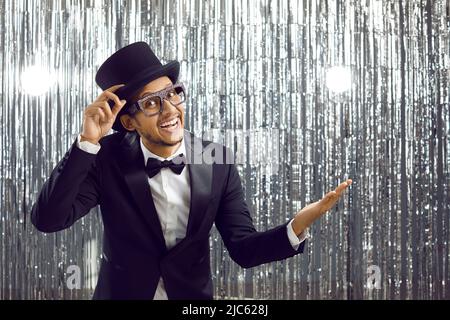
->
[[111, 60, 180, 131]]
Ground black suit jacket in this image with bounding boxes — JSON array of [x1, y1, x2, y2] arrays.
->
[[31, 130, 305, 299]]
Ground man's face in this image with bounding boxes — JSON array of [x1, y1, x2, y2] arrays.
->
[[120, 76, 185, 147]]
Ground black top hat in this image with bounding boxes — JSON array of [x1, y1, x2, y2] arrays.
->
[[95, 42, 180, 131]]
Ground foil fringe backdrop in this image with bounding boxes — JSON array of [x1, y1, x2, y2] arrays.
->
[[0, 0, 449, 299]]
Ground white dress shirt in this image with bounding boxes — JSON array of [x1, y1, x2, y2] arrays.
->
[[139, 136, 190, 299], [76, 134, 308, 299]]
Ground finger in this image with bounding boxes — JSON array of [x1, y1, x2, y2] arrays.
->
[[102, 90, 123, 108], [111, 99, 127, 116], [96, 108, 107, 122], [321, 190, 337, 205], [335, 180, 351, 195], [84, 104, 101, 116], [95, 89, 122, 103], [320, 191, 338, 213], [95, 84, 125, 101], [87, 101, 109, 115], [98, 101, 114, 120], [106, 83, 126, 92], [86, 104, 107, 122], [326, 191, 337, 202]]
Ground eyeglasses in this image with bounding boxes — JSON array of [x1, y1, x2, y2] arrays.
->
[[128, 82, 186, 117]]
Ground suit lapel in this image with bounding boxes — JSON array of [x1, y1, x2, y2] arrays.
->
[[184, 130, 213, 237], [118, 132, 167, 252]]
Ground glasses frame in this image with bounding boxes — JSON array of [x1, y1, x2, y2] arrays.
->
[[128, 82, 186, 117]]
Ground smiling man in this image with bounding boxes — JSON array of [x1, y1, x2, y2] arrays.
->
[[31, 42, 352, 300]]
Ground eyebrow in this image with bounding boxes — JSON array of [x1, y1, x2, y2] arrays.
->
[[138, 83, 173, 99]]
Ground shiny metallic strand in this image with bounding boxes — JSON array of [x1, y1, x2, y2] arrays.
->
[[0, 0, 449, 299]]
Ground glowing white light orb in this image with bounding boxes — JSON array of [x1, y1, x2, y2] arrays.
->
[[21, 65, 56, 95], [326, 66, 352, 93]]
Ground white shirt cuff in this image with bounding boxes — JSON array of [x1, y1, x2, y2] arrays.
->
[[287, 219, 309, 251], [76, 134, 101, 154]]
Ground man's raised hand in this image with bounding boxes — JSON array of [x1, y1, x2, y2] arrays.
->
[[80, 84, 127, 144]]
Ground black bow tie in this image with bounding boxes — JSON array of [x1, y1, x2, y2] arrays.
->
[[145, 153, 186, 178]]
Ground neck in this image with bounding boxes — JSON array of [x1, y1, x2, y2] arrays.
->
[[142, 138, 182, 159]]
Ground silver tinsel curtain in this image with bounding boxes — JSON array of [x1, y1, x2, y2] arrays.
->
[[0, 0, 449, 300]]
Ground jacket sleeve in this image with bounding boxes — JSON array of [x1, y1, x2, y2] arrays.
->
[[214, 153, 305, 269], [30, 138, 101, 233]]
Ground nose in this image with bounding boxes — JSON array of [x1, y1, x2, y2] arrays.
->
[[160, 97, 181, 115]]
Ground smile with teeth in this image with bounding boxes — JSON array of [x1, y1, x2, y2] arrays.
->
[[159, 117, 179, 128]]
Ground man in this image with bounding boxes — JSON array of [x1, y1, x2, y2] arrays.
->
[[31, 42, 352, 299]]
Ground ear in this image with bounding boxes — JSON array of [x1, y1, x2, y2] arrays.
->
[[120, 114, 136, 132]]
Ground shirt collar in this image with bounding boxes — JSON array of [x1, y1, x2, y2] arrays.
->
[[140, 135, 186, 164]]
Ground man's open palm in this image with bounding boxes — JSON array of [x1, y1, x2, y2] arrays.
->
[[292, 179, 352, 235]]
